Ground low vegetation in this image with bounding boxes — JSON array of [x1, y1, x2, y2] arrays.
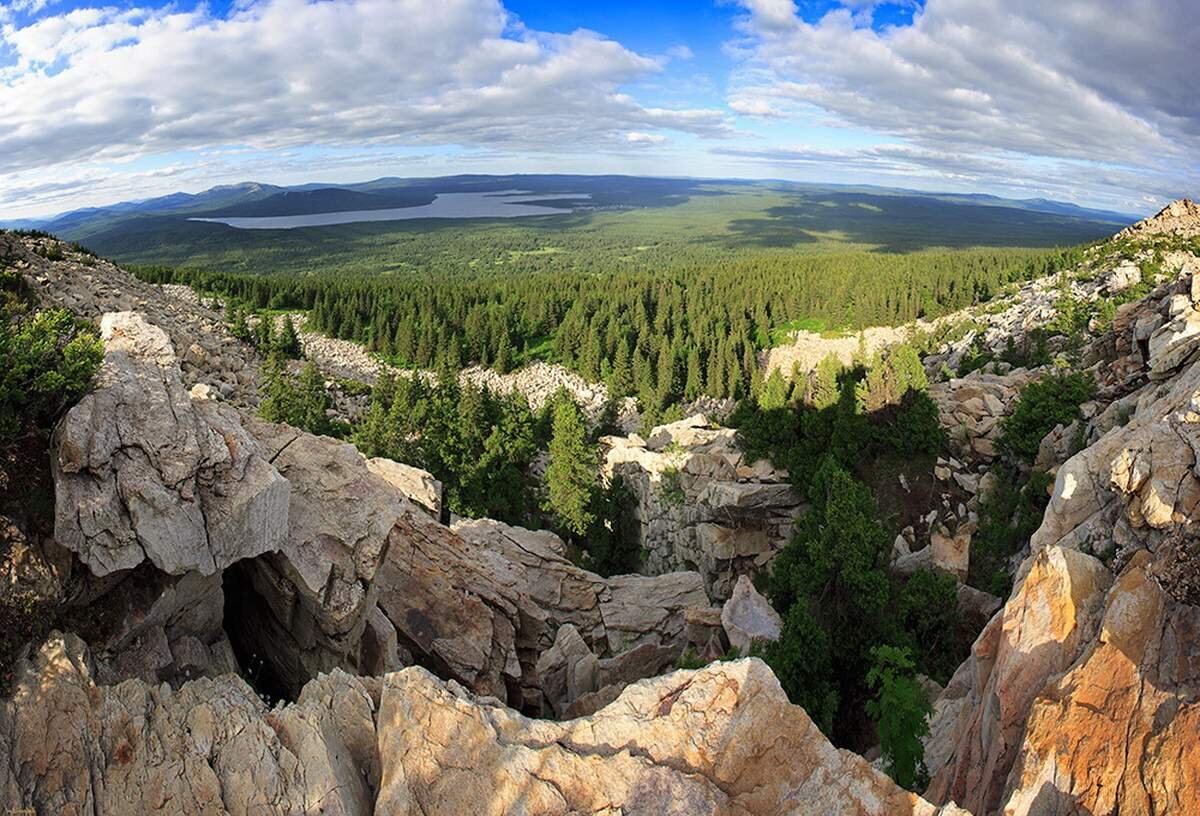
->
[[1000, 370, 1095, 462]]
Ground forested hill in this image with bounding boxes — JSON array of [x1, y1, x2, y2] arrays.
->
[[133, 244, 1082, 420], [50, 176, 1126, 424]]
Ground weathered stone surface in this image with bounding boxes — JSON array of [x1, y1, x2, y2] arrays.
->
[[929, 525, 971, 581], [1032, 346, 1200, 561], [720, 574, 782, 654], [929, 369, 1037, 463], [54, 312, 289, 577], [1002, 553, 1200, 815], [535, 623, 601, 717], [375, 658, 968, 816], [925, 546, 1112, 813], [603, 420, 803, 599], [375, 508, 525, 705], [454, 517, 708, 656], [600, 571, 709, 653], [365, 456, 443, 518], [1, 635, 965, 816], [234, 419, 405, 697], [0, 632, 379, 816]]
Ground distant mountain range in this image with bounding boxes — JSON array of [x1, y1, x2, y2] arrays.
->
[[6, 175, 1137, 241]]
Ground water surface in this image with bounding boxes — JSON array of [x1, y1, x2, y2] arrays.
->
[[190, 190, 591, 230]]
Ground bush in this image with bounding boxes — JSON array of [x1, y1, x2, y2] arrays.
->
[[761, 603, 839, 734], [582, 475, 641, 576], [1, 288, 103, 445], [969, 467, 1053, 595], [1000, 371, 1095, 462], [894, 568, 961, 684], [866, 645, 932, 790]]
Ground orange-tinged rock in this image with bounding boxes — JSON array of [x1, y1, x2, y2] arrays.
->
[[1003, 559, 1200, 815], [925, 546, 1111, 813]]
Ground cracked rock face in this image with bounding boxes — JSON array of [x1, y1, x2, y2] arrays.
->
[[374, 657, 968, 816], [924, 546, 1112, 813], [0, 635, 965, 816], [0, 632, 380, 816], [53, 312, 289, 577]]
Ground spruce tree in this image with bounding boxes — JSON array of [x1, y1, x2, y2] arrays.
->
[[543, 393, 597, 538], [608, 337, 632, 398], [275, 315, 303, 359]]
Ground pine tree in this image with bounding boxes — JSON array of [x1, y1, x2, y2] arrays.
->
[[256, 312, 274, 352], [608, 337, 632, 398], [275, 315, 303, 359], [230, 307, 250, 341], [759, 368, 789, 410], [684, 346, 703, 402], [543, 393, 597, 538], [495, 330, 512, 374], [296, 362, 333, 436], [810, 354, 842, 410]]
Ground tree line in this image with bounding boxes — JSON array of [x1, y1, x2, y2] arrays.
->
[[131, 245, 1080, 420]]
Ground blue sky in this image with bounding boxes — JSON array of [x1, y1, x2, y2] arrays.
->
[[0, 0, 1195, 218]]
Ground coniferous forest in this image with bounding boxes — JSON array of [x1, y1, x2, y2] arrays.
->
[[131, 244, 1081, 410]]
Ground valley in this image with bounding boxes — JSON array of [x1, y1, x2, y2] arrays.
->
[[4, 197, 1200, 814]]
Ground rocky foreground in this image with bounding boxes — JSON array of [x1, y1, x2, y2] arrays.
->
[[4, 201, 1200, 814]]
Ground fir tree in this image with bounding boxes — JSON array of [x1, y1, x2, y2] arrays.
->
[[543, 393, 597, 538]]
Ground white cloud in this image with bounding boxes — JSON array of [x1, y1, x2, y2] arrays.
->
[[0, 0, 730, 203], [665, 44, 693, 60], [626, 131, 669, 145], [729, 97, 783, 118], [729, 0, 1200, 210]]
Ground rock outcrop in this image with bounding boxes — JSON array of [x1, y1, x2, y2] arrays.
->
[[923, 218, 1200, 813], [924, 546, 1112, 812], [929, 368, 1037, 462], [1116, 198, 1200, 241], [53, 312, 290, 577], [0, 634, 967, 816], [603, 415, 804, 599]]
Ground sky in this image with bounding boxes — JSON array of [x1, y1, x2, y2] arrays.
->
[[0, 0, 1196, 219]]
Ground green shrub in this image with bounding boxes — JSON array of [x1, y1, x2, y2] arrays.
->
[[1000, 371, 1095, 462], [1, 302, 103, 445], [866, 645, 932, 790], [894, 568, 960, 684], [969, 467, 1053, 595]]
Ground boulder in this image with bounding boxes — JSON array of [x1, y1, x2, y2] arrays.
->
[[600, 571, 709, 653], [535, 623, 601, 717], [720, 574, 783, 654], [0, 633, 379, 816], [53, 312, 289, 577], [365, 456, 443, 518], [925, 546, 1112, 813], [375, 659, 969, 816], [375, 508, 526, 705], [930, 526, 971, 581], [233, 419, 408, 697]]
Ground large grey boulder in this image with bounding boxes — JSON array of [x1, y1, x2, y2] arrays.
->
[[53, 312, 289, 577], [720, 575, 782, 654], [236, 419, 408, 697], [365, 456, 444, 518]]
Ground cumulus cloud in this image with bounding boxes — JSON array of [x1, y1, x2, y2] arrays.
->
[[626, 131, 669, 145], [0, 0, 730, 193], [729, 0, 1200, 210], [728, 97, 783, 118]]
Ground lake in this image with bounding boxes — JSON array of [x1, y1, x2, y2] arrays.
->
[[189, 190, 591, 230]]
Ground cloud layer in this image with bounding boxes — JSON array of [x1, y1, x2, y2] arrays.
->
[[1, 0, 1196, 217], [0, 0, 728, 212], [727, 0, 1199, 211]]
